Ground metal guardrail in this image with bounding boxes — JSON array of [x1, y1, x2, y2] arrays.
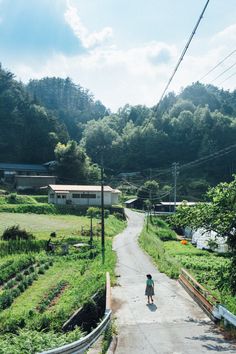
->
[[39, 272, 112, 354], [39, 310, 112, 354], [213, 305, 236, 327], [179, 268, 236, 328]]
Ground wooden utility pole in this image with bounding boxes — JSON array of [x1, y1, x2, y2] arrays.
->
[[101, 153, 105, 264]]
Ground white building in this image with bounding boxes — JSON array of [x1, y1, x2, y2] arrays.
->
[[48, 185, 121, 206]]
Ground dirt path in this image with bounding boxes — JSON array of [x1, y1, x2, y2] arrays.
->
[[112, 209, 236, 354]]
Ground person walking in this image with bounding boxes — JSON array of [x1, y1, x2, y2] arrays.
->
[[145, 274, 154, 304]]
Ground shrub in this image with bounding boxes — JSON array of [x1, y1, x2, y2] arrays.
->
[[6, 193, 37, 205], [38, 267, 45, 274], [156, 228, 177, 241], [15, 273, 23, 281], [2, 225, 35, 241], [17, 283, 26, 293], [0, 291, 14, 309]]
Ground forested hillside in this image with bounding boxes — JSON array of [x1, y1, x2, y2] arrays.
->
[[0, 65, 67, 163], [1, 63, 236, 197], [27, 77, 109, 141]]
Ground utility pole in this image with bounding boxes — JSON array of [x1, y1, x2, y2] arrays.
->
[[101, 152, 105, 264], [172, 162, 179, 213]]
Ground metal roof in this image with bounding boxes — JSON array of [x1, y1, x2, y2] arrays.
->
[[49, 184, 120, 193], [125, 198, 138, 204], [0, 163, 47, 172]]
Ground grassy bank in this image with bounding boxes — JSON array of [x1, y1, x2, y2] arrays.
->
[[139, 216, 236, 315]]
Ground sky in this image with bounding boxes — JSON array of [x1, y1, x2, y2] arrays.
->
[[0, 0, 236, 111]]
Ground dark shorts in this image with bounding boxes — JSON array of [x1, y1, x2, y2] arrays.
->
[[145, 285, 154, 296]]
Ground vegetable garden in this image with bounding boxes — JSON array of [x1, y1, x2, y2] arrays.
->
[[0, 211, 125, 353]]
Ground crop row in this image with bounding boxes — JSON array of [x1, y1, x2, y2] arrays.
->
[[175, 255, 229, 271], [0, 256, 35, 285], [37, 280, 68, 313], [0, 261, 54, 310]]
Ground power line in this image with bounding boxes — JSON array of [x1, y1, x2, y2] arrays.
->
[[143, 0, 210, 130], [199, 48, 236, 81], [210, 61, 236, 84], [180, 143, 236, 171], [218, 71, 236, 85]]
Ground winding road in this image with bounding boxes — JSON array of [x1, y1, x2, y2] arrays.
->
[[112, 209, 236, 354]]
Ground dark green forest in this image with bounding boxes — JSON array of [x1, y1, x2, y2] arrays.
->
[[1, 63, 236, 199]]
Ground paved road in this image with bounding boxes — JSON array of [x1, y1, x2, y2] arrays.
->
[[112, 209, 236, 354]]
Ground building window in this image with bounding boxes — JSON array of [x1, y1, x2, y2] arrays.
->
[[81, 193, 96, 199], [57, 195, 61, 199], [72, 193, 96, 199], [72, 193, 81, 198]]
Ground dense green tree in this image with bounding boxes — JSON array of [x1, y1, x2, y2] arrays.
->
[[54, 140, 99, 184], [0, 64, 65, 163], [137, 180, 160, 205], [27, 77, 109, 141]]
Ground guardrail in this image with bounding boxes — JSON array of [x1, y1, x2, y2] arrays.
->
[[213, 305, 236, 327], [178, 268, 217, 320], [179, 268, 236, 328], [39, 272, 112, 354]]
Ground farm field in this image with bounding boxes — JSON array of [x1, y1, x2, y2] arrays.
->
[[0, 211, 125, 353], [139, 216, 236, 315], [0, 212, 124, 240]]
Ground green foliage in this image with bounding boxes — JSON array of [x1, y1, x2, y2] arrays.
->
[[0, 255, 35, 285], [55, 140, 99, 184], [139, 220, 180, 278], [0, 240, 46, 256], [37, 280, 68, 313], [6, 194, 37, 205], [137, 180, 159, 206], [0, 203, 57, 214], [155, 227, 177, 241], [2, 225, 35, 241], [0, 327, 83, 354], [170, 176, 236, 293]]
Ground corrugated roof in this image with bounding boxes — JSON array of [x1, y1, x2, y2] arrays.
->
[[125, 198, 138, 204], [0, 163, 47, 172], [49, 184, 117, 193]]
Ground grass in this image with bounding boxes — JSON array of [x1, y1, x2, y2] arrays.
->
[[0, 213, 125, 240], [139, 216, 236, 315], [0, 211, 125, 353]]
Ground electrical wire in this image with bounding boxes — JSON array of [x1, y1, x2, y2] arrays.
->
[[210, 61, 236, 84], [218, 71, 236, 85], [143, 0, 210, 131], [199, 48, 236, 81], [180, 143, 236, 171]]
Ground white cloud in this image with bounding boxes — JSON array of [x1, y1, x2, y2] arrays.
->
[[10, 23, 236, 111], [64, 1, 113, 48]]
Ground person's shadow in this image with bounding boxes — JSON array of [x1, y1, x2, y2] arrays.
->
[[146, 303, 157, 312]]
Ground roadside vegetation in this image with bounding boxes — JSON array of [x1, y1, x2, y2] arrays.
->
[[0, 209, 125, 353], [139, 216, 236, 315]]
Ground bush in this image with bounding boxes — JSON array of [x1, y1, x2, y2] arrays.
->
[[2, 225, 35, 241], [6, 193, 37, 205], [156, 228, 177, 241], [38, 267, 45, 274], [0, 291, 14, 309]]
